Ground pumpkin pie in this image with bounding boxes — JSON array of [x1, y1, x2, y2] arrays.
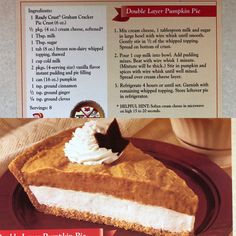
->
[[9, 120, 198, 236]]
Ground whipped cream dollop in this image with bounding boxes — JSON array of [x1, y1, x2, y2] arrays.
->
[[64, 121, 120, 165]]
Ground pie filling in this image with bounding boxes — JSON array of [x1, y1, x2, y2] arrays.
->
[[29, 185, 195, 233]]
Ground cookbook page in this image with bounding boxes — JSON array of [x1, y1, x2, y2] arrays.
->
[[17, 0, 222, 118]]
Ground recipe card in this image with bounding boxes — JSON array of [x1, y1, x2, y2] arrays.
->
[[17, 0, 222, 118]]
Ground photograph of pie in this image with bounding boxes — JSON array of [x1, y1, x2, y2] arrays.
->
[[0, 118, 232, 236]]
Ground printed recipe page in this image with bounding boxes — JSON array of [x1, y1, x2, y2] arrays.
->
[[17, 0, 221, 118]]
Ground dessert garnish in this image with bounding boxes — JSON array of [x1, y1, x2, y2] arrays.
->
[[64, 120, 124, 165], [95, 119, 129, 154]]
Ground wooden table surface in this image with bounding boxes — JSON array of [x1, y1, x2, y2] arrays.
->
[[0, 119, 32, 138]]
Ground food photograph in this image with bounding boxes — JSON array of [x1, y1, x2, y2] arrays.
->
[[0, 118, 232, 236]]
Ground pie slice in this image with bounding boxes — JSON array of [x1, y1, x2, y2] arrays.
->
[[9, 120, 198, 236]]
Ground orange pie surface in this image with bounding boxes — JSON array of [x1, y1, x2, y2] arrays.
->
[[10, 128, 198, 216]]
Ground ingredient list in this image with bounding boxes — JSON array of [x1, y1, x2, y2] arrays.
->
[[25, 6, 107, 117]]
